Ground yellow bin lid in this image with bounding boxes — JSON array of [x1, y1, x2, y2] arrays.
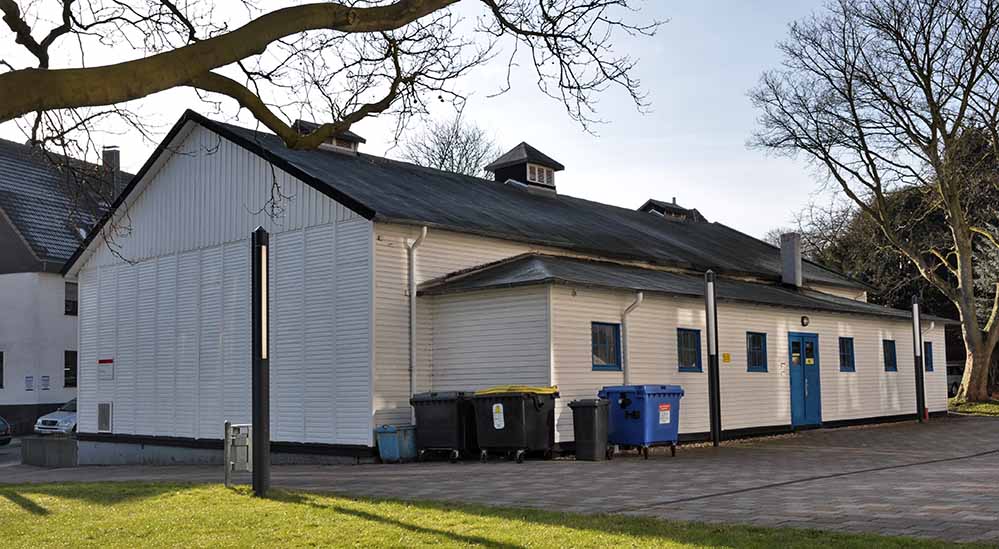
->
[[474, 385, 559, 396]]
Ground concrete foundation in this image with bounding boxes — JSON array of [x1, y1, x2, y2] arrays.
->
[[78, 440, 371, 466]]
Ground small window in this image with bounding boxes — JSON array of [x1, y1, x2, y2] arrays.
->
[[0, 351, 4, 389], [591, 322, 621, 371], [528, 164, 538, 182], [677, 328, 702, 372], [883, 340, 897, 372], [97, 402, 113, 433], [924, 341, 934, 372], [65, 281, 78, 316], [64, 350, 78, 388], [838, 337, 855, 372], [746, 332, 767, 372]]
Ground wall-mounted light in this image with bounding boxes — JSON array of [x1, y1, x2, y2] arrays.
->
[[800, 316, 810, 327]]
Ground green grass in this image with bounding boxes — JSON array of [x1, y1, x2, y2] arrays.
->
[[949, 397, 999, 416], [0, 483, 986, 548]]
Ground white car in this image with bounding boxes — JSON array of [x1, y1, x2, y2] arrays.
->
[[34, 399, 77, 435]]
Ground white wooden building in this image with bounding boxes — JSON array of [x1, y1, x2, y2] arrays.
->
[[64, 111, 949, 463]]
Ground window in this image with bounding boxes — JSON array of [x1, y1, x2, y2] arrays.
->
[[838, 337, 856, 372], [65, 281, 78, 316], [677, 328, 702, 372], [527, 163, 554, 186], [883, 340, 898, 372], [0, 351, 4, 389], [64, 350, 78, 388], [924, 341, 934, 372], [746, 332, 767, 372], [591, 322, 621, 371]]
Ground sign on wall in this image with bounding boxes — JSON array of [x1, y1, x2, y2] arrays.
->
[[24, 376, 33, 391], [98, 358, 114, 380]]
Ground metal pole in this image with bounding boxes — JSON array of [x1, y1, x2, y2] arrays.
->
[[705, 271, 722, 446], [223, 420, 231, 488], [251, 227, 271, 496], [912, 295, 926, 423]]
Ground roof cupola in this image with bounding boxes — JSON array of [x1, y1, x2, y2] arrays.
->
[[484, 142, 564, 195]]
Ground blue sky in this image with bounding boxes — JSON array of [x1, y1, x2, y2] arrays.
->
[[0, 0, 829, 238]]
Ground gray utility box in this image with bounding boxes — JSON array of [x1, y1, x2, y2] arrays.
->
[[21, 436, 78, 467], [224, 422, 252, 487]]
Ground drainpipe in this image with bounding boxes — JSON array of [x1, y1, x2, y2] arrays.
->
[[621, 291, 644, 386], [406, 227, 428, 423]]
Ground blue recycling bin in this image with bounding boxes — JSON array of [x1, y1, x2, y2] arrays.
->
[[598, 385, 684, 459], [375, 424, 417, 463]]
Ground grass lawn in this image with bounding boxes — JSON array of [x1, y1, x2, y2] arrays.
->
[[949, 398, 999, 416], [0, 482, 987, 548]]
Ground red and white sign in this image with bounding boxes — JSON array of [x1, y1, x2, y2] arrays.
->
[[658, 403, 672, 425]]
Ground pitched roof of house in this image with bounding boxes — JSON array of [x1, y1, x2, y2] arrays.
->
[[0, 138, 128, 267], [64, 110, 864, 291], [484, 141, 565, 172], [419, 253, 944, 321]]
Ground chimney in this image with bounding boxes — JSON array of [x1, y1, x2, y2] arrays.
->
[[102, 145, 120, 172], [484, 142, 564, 196], [102, 145, 124, 198], [780, 232, 803, 287]]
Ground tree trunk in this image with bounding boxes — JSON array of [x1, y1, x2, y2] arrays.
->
[[958, 343, 994, 401]]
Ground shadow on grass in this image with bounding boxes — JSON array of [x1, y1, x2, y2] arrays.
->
[[0, 482, 193, 509], [2, 492, 50, 515]]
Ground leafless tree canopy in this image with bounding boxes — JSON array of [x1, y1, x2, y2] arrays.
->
[[0, 0, 660, 154], [401, 113, 500, 177], [751, 0, 999, 400]]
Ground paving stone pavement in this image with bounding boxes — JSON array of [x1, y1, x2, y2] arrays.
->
[[2, 415, 998, 543]]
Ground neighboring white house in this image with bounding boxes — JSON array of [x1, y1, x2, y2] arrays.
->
[[64, 111, 950, 463], [0, 139, 125, 433]]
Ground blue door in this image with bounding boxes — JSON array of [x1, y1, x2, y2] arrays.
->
[[788, 333, 821, 427]]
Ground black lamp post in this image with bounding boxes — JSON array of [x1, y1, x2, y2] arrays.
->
[[705, 270, 722, 447], [912, 295, 927, 423], [251, 227, 271, 496]]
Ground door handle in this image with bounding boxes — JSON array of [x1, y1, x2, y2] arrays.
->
[[805, 379, 808, 398]]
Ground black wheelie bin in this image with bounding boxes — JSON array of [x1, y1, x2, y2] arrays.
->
[[410, 391, 477, 462], [472, 385, 559, 463]]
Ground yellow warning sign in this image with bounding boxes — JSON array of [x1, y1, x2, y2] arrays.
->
[[722, 353, 731, 363], [805, 358, 815, 365]]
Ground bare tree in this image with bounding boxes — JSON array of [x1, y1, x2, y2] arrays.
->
[[751, 0, 999, 401], [401, 113, 500, 176], [0, 0, 660, 150]]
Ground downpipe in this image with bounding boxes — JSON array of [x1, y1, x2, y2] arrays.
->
[[621, 291, 644, 386], [406, 226, 428, 423]]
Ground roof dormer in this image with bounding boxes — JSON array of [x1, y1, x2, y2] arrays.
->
[[485, 142, 564, 195], [291, 119, 366, 155], [638, 198, 707, 223]]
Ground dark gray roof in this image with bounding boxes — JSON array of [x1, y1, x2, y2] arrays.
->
[[419, 254, 943, 321], [484, 142, 565, 172], [64, 111, 864, 291], [0, 138, 128, 266]]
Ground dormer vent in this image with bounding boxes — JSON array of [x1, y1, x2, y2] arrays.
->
[[485, 142, 564, 194], [291, 119, 366, 155], [638, 198, 707, 223]]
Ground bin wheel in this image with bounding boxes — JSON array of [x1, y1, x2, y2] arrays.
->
[[449, 450, 460, 464], [479, 450, 488, 463], [417, 450, 426, 462], [605, 447, 614, 460], [670, 443, 676, 457], [515, 450, 526, 464], [642, 446, 650, 460], [543, 450, 553, 461]]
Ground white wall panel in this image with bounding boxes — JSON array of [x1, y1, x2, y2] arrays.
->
[[74, 123, 374, 447], [429, 287, 550, 392]]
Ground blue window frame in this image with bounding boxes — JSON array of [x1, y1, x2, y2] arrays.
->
[[746, 332, 767, 372], [591, 322, 622, 371], [677, 328, 702, 372], [924, 341, 934, 372], [883, 340, 898, 372], [838, 337, 855, 372]]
